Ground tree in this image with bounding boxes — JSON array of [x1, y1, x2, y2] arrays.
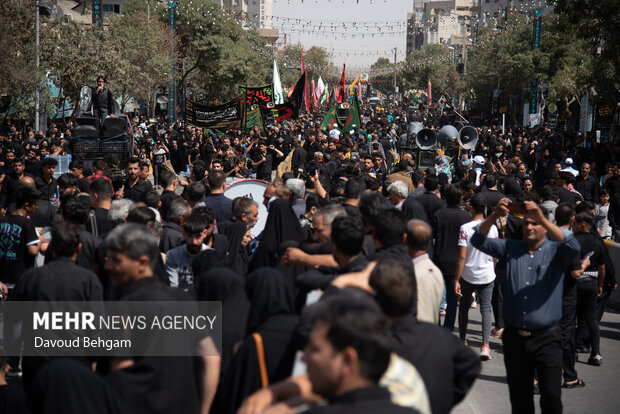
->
[[553, 0, 620, 101], [465, 12, 594, 121], [369, 57, 394, 96], [278, 45, 336, 90], [155, 0, 271, 102], [106, 11, 174, 113], [40, 19, 116, 114], [0, 1, 50, 120], [401, 46, 460, 96]]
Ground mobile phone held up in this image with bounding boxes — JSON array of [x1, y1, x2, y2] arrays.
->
[[507, 202, 526, 215]]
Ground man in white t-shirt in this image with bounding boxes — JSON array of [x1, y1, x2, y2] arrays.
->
[[329, 124, 341, 141], [455, 193, 497, 361]]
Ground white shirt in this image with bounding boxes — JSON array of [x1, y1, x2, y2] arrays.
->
[[458, 220, 497, 284], [329, 128, 341, 141]]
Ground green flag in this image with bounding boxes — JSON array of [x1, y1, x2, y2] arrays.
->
[[320, 105, 342, 131], [342, 95, 361, 133], [320, 82, 328, 105], [245, 106, 264, 131]]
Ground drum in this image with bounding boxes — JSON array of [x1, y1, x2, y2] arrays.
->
[[224, 179, 269, 238]]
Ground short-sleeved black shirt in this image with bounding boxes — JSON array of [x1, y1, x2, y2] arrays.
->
[[0, 214, 39, 284]]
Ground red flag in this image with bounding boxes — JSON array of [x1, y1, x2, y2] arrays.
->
[[428, 80, 432, 106], [358, 82, 362, 101], [287, 83, 295, 98], [299, 44, 310, 113], [338, 64, 346, 103], [311, 79, 317, 108]]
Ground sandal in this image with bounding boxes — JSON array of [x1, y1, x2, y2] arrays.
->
[[562, 379, 586, 389]]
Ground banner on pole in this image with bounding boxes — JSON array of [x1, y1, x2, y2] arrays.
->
[[185, 96, 246, 128]]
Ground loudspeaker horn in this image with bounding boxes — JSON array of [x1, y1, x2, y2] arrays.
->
[[416, 128, 437, 150], [438, 125, 459, 147], [407, 122, 424, 139], [458, 126, 478, 150]]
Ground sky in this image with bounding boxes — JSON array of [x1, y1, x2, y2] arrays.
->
[[272, 0, 416, 71]]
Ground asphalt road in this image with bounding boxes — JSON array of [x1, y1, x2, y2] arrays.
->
[[451, 307, 620, 414]]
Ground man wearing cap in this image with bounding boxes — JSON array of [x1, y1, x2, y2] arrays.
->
[[329, 124, 341, 141], [472, 155, 486, 187], [561, 158, 579, 177]]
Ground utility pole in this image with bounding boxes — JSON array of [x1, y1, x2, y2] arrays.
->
[[35, 0, 40, 132], [393, 47, 397, 104]]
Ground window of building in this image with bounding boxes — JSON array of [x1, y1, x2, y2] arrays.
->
[[102, 4, 120, 13]]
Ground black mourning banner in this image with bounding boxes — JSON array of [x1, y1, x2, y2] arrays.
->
[[185, 96, 246, 128]]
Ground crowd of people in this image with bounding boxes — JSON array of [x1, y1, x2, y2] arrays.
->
[[0, 99, 618, 414]]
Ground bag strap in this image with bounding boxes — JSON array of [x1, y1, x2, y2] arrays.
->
[[252, 332, 269, 388]]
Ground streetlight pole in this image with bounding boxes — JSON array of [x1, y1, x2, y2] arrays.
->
[[393, 47, 397, 104], [35, 0, 40, 132]]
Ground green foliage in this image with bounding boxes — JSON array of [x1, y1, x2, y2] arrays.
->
[[0, 0, 50, 120], [553, 0, 620, 100], [465, 12, 593, 113], [401, 46, 461, 96], [278, 45, 336, 89], [165, 0, 272, 101], [40, 19, 115, 114], [106, 11, 174, 110], [369, 57, 394, 95]]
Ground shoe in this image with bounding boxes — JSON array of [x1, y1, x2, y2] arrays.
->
[[480, 345, 491, 361], [490, 327, 504, 338], [575, 345, 591, 353], [562, 379, 586, 389], [470, 300, 477, 309], [587, 354, 603, 366]]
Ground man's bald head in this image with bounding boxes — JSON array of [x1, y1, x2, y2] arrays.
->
[[405, 219, 432, 252], [18, 176, 36, 189]]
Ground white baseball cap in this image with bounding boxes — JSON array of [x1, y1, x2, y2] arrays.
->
[[565, 157, 573, 165], [473, 155, 485, 165]]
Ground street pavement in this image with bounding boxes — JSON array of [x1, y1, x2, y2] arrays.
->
[[450, 306, 620, 414]]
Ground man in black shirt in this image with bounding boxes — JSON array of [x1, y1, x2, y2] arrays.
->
[[0, 187, 41, 290], [296, 215, 368, 292], [87, 178, 115, 237], [573, 212, 605, 366], [253, 141, 274, 182], [14, 221, 103, 389], [369, 259, 481, 414], [417, 175, 447, 230], [93, 75, 115, 128], [433, 184, 472, 330], [574, 163, 599, 202], [481, 174, 505, 212], [122, 156, 153, 203], [158, 170, 181, 222], [104, 223, 220, 413]]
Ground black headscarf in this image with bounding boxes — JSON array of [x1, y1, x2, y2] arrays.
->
[[212, 268, 300, 413], [191, 249, 225, 277], [195, 267, 248, 376], [28, 359, 132, 414], [245, 267, 297, 334], [219, 221, 250, 277], [249, 198, 304, 271]]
